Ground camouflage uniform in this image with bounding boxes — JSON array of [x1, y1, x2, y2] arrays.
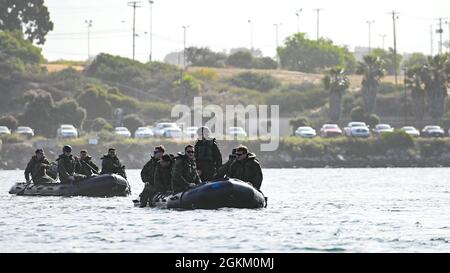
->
[[171, 154, 201, 193], [227, 153, 263, 190], [57, 154, 86, 184], [194, 138, 222, 181], [24, 155, 55, 184], [75, 156, 99, 177], [100, 154, 127, 179]]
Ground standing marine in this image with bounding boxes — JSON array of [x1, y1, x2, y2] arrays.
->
[[100, 148, 127, 179], [24, 149, 56, 184], [194, 126, 222, 181]]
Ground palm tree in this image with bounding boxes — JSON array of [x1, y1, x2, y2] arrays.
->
[[405, 65, 426, 121], [356, 55, 385, 115], [323, 67, 350, 122], [419, 55, 449, 121]]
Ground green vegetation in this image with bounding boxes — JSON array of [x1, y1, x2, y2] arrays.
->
[[277, 33, 356, 73]]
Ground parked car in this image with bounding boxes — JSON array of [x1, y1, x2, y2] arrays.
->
[[421, 125, 445, 137], [295, 126, 317, 138], [153, 122, 180, 137], [401, 126, 420, 137], [372, 124, 394, 136], [114, 127, 131, 138], [15, 126, 34, 138], [320, 124, 342, 137], [164, 127, 183, 138], [343, 122, 369, 137], [134, 126, 154, 138], [350, 126, 370, 138], [184, 126, 199, 138], [227, 127, 247, 138], [0, 126, 11, 136], [57, 124, 78, 138]]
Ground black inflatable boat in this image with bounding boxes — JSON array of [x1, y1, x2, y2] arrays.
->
[[133, 178, 267, 209], [9, 174, 130, 197]]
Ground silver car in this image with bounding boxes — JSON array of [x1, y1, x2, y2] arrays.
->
[[0, 126, 11, 136]]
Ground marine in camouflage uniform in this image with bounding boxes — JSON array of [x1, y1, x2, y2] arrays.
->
[[139, 146, 165, 207], [194, 126, 222, 181], [57, 145, 86, 184], [24, 149, 55, 184], [100, 148, 127, 179], [74, 150, 99, 178], [227, 145, 263, 190], [171, 145, 201, 193]]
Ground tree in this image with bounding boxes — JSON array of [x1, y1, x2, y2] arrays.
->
[[19, 89, 56, 137], [405, 66, 426, 121], [91, 117, 113, 132], [77, 85, 113, 120], [420, 55, 449, 121], [369, 48, 403, 76], [185, 47, 227, 67], [403, 52, 428, 71], [226, 51, 253, 68], [323, 67, 350, 122], [0, 115, 18, 130], [289, 117, 311, 134], [356, 55, 385, 115], [0, 0, 54, 45], [277, 33, 356, 73], [122, 114, 144, 133], [54, 98, 87, 130]]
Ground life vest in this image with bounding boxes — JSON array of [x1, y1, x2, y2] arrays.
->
[[195, 139, 215, 161]]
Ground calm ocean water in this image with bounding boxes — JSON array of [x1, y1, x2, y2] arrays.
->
[[0, 168, 449, 252]]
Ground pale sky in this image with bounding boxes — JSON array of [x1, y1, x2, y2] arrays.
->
[[42, 0, 450, 62]]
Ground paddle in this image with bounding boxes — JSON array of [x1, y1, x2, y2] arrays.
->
[[17, 182, 31, 196]]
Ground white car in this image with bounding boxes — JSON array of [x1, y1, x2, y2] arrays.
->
[[401, 126, 420, 137], [164, 127, 183, 138], [0, 126, 11, 135], [153, 122, 180, 137], [344, 122, 368, 136], [372, 124, 394, 135], [422, 125, 445, 137], [57, 124, 78, 138], [134, 127, 154, 138], [295, 126, 316, 138], [227, 127, 247, 138], [350, 126, 370, 138], [15, 126, 34, 137], [114, 127, 131, 138], [184, 126, 199, 138]]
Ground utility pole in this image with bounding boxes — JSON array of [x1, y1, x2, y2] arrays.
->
[[366, 20, 375, 53], [447, 20, 450, 53], [148, 0, 154, 62], [273, 23, 282, 68], [436, 18, 444, 55], [295, 8, 302, 33], [390, 10, 399, 86], [313, 8, 323, 40], [84, 19, 92, 60], [248, 19, 253, 52], [430, 25, 434, 56], [128, 1, 142, 60], [379, 34, 386, 50], [182, 25, 190, 69], [403, 68, 407, 126]]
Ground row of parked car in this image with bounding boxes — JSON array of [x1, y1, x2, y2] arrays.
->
[[54, 123, 250, 139], [0, 126, 35, 137], [294, 122, 447, 138]]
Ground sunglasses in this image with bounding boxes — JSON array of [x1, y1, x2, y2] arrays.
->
[[186, 150, 194, 154], [236, 153, 244, 156], [154, 150, 160, 154]]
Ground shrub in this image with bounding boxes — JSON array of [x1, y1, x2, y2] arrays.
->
[[122, 114, 144, 133], [380, 131, 415, 150], [0, 115, 18, 130], [350, 106, 365, 121], [91, 118, 113, 132], [228, 72, 281, 92]]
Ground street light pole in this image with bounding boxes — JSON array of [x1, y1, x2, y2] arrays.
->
[[148, 0, 154, 62], [379, 34, 386, 50], [84, 19, 92, 60], [295, 9, 302, 33], [182, 25, 190, 69], [313, 8, 323, 40], [273, 23, 282, 69], [248, 19, 253, 52], [366, 20, 375, 53]]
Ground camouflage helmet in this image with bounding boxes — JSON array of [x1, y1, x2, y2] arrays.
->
[[62, 145, 72, 153]]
